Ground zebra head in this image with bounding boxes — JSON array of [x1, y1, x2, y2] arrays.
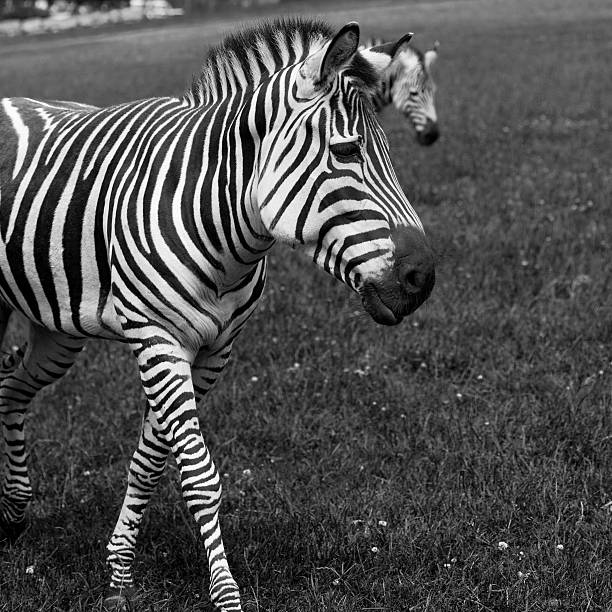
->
[[258, 23, 435, 325], [387, 40, 439, 145]]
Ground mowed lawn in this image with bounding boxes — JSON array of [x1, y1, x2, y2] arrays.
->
[[1, 0, 611, 610]]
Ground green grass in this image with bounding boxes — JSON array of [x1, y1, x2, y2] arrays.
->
[[1, 1, 611, 610]]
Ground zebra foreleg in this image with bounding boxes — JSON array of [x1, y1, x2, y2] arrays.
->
[[133, 339, 240, 610], [0, 325, 85, 542], [104, 346, 235, 610]]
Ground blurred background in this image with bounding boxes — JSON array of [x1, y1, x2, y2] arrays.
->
[[1, 1, 611, 610]]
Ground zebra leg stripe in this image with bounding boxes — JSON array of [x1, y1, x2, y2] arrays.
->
[[0, 325, 85, 528], [106, 403, 170, 590], [126, 340, 240, 611], [105, 347, 233, 597]]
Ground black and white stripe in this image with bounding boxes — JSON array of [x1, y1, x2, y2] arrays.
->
[[362, 36, 440, 145], [0, 17, 434, 611]]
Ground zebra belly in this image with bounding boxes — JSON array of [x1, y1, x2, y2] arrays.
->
[[0, 242, 123, 340]]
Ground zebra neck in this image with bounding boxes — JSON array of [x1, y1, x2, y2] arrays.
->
[[180, 95, 275, 287]]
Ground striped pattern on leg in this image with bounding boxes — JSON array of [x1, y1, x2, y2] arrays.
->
[[130, 336, 240, 611], [0, 326, 84, 529], [106, 345, 235, 600], [106, 404, 170, 591]]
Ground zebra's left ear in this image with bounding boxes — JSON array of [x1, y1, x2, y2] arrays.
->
[[360, 32, 414, 71], [424, 41, 440, 70]]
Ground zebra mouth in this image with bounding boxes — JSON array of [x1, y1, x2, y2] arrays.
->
[[360, 284, 404, 326]]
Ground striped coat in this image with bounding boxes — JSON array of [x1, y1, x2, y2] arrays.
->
[[363, 36, 440, 145]]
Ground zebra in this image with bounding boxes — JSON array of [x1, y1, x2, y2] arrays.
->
[[0, 17, 435, 611], [363, 36, 440, 145]]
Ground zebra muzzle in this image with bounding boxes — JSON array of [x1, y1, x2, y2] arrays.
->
[[360, 226, 435, 325], [361, 283, 403, 326]]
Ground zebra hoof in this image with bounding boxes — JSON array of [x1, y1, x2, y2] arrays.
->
[[0, 517, 27, 544], [102, 586, 137, 611]]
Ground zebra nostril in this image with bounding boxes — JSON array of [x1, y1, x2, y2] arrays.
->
[[403, 269, 418, 289], [400, 264, 430, 293]]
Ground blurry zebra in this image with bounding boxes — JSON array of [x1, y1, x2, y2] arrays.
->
[[363, 36, 440, 145], [0, 18, 435, 612]]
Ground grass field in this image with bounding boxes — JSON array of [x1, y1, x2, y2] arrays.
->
[[1, 0, 611, 610]]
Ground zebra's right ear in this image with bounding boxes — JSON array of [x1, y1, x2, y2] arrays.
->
[[298, 22, 360, 96], [318, 22, 361, 84]]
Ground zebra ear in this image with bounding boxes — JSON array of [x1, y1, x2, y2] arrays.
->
[[318, 22, 360, 84], [424, 41, 439, 70], [367, 33, 414, 59], [298, 22, 360, 95]]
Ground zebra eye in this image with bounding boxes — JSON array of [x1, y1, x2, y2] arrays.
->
[[330, 140, 362, 162], [409, 88, 419, 97]]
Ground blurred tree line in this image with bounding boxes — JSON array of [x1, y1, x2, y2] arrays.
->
[[0, 0, 129, 19], [0, 0, 362, 20]]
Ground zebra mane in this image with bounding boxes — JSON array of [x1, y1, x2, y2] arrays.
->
[[185, 17, 379, 106]]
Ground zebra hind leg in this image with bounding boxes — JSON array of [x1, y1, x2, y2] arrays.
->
[[0, 344, 26, 542], [0, 304, 23, 542], [0, 324, 86, 543]]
